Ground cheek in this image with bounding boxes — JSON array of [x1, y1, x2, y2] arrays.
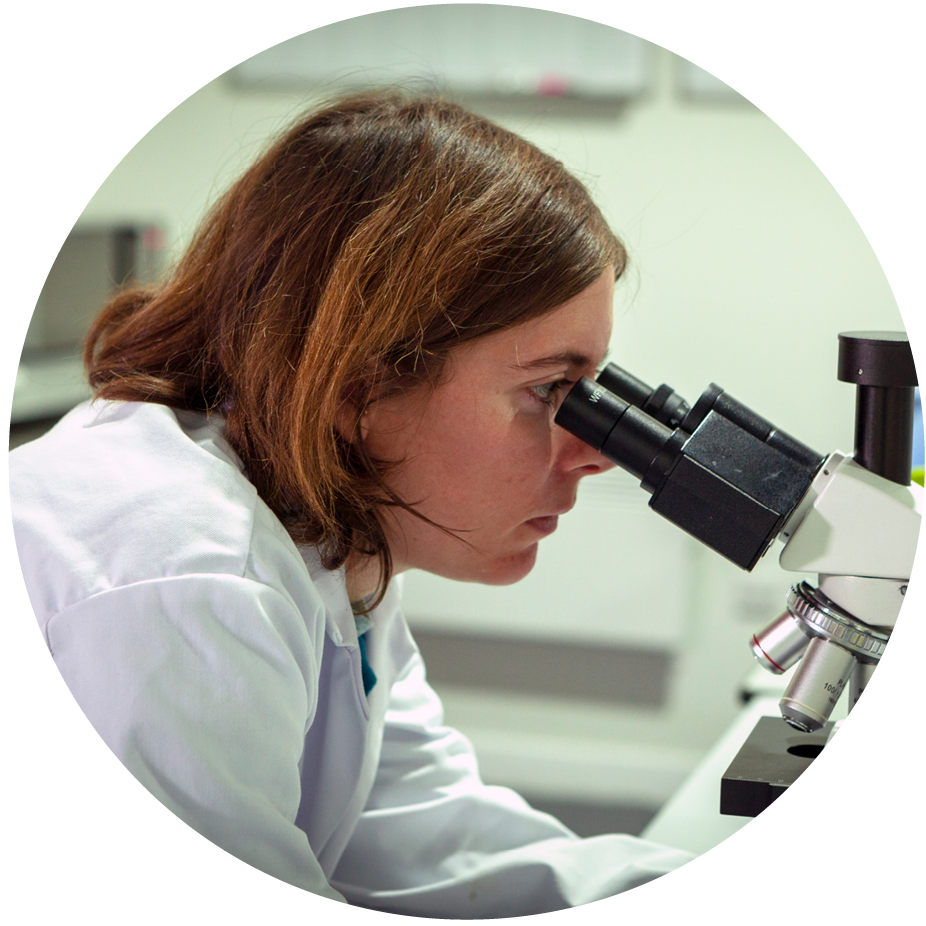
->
[[439, 416, 556, 511], [382, 391, 558, 523]]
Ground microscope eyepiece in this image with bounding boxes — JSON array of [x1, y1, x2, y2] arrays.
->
[[596, 364, 690, 430], [553, 378, 629, 452], [554, 378, 674, 483]]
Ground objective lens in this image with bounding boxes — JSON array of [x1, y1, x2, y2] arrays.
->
[[780, 637, 857, 732], [751, 610, 812, 675], [849, 662, 877, 711]]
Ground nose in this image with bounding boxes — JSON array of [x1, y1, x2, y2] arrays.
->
[[555, 427, 617, 477]]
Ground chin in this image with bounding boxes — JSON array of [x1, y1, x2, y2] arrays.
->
[[470, 543, 539, 586]]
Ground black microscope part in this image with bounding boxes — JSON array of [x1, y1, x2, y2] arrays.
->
[[596, 363, 690, 430], [555, 371, 826, 571], [838, 331, 918, 486]]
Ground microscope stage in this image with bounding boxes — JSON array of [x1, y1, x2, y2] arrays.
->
[[720, 715, 833, 817]]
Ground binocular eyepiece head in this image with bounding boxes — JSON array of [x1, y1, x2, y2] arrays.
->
[[555, 364, 826, 572]]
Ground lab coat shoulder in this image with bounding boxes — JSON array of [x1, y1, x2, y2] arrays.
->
[[11, 398, 332, 696], [11, 400, 313, 626]]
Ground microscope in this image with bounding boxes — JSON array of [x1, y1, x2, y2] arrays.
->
[[555, 331, 921, 817]]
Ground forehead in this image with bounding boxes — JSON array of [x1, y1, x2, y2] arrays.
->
[[456, 272, 614, 372]]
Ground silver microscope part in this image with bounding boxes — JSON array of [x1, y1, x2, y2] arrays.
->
[[772, 583, 891, 731], [780, 636, 857, 732], [785, 582, 890, 662], [749, 583, 893, 731], [751, 609, 813, 674], [849, 662, 877, 711]]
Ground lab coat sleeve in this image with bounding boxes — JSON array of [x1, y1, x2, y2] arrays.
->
[[331, 642, 694, 918], [43, 573, 346, 904]]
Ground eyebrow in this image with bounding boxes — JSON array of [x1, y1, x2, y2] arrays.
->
[[509, 347, 611, 372]]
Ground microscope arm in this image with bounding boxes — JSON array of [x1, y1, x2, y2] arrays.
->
[[777, 451, 922, 628]]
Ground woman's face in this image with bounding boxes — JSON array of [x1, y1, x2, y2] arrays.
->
[[361, 271, 616, 587]]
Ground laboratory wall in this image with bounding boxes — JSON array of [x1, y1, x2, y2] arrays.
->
[[19, 8, 906, 835]]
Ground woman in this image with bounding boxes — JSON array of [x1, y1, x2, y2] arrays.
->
[[11, 91, 692, 916]]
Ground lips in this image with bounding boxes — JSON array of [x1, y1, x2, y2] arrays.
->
[[524, 498, 575, 536], [524, 514, 560, 536]]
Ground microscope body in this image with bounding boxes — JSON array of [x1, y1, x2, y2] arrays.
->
[[555, 331, 920, 747], [759, 450, 920, 730]]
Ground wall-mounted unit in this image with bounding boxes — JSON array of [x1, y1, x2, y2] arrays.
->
[[227, 6, 653, 103]]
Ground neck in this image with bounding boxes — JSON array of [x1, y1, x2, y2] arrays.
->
[[345, 552, 384, 606], [345, 552, 411, 608]]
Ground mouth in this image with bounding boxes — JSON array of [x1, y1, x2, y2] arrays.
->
[[524, 498, 575, 537], [524, 514, 560, 536]]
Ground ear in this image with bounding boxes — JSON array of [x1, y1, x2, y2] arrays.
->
[[334, 396, 365, 445], [334, 365, 388, 446]]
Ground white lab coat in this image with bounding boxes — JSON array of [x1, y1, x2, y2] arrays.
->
[[11, 399, 693, 917]]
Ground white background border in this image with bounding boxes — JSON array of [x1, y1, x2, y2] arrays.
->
[[4, 2, 923, 921]]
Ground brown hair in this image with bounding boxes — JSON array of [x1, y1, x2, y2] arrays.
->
[[85, 90, 626, 604]]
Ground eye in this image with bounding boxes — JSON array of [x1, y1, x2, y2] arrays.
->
[[528, 379, 573, 407]]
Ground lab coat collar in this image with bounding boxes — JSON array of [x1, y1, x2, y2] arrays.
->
[[298, 545, 359, 648]]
